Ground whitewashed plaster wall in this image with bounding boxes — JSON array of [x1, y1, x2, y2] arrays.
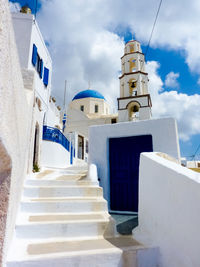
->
[[0, 0, 33, 265], [12, 12, 52, 112], [89, 118, 180, 207], [29, 16, 52, 110], [118, 95, 149, 109], [40, 141, 70, 168], [187, 161, 200, 168], [46, 101, 61, 128], [69, 97, 110, 115], [66, 107, 116, 138], [134, 152, 200, 267]]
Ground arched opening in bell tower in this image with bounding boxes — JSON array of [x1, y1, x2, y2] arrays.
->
[[129, 45, 135, 53], [127, 101, 140, 121], [129, 79, 137, 96], [129, 58, 137, 72]]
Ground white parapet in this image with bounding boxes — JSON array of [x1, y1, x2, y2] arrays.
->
[[87, 163, 99, 184], [133, 152, 200, 267]]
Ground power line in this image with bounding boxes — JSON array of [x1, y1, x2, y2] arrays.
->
[[192, 143, 200, 160], [35, 0, 38, 19], [132, 0, 163, 90], [145, 0, 163, 58]]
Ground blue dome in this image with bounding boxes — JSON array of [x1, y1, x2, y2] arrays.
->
[[72, 90, 105, 101]]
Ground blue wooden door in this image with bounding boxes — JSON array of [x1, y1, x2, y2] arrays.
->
[[109, 135, 153, 212]]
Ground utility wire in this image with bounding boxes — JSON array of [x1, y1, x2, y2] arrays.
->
[[132, 0, 163, 88], [145, 0, 163, 58], [192, 143, 200, 160], [35, 0, 38, 19]]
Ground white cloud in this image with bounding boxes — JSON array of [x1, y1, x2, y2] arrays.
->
[[37, 0, 200, 96], [164, 72, 180, 88], [37, 0, 124, 107], [146, 61, 200, 141], [9, 2, 21, 13], [22, 0, 200, 141]]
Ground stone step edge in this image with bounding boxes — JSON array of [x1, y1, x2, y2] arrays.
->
[[16, 212, 110, 223], [16, 218, 110, 227], [7, 237, 147, 262], [25, 179, 96, 183], [7, 246, 122, 263], [23, 185, 101, 189], [21, 197, 106, 202]]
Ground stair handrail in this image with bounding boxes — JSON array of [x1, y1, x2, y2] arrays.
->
[[43, 125, 70, 152]]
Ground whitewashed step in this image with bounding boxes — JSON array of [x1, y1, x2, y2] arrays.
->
[[34, 173, 87, 181], [7, 240, 122, 267], [23, 186, 103, 198], [25, 179, 98, 186], [16, 219, 109, 239], [17, 212, 108, 223], [7, 237, 158, 267], [21, 198, 107, 213]]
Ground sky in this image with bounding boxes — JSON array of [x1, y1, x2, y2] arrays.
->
[[9, 0, 200, 160]]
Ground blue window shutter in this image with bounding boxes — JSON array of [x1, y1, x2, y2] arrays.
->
[[43, 67, 49, 86], [40, 59, 43, 78], [32, 44, 37, 66]]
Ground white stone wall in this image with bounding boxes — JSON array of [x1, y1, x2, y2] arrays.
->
[[89, 118, 180, 207], [12, 13, 32, 68], [118, 107, 151, 122], [134, 152, 200, 267], [66, 107, 116, 138], [0, 0, 33, 264], [12, 12, 52, 113], [40, 141, 70, 168], [187, 161, 200, 168], [46, 101, 61, 128], [69, 97, 110, 115], [124, 40, 142, 54], [118, 95, 150, 109], [122, 53, 145, 74], [29, 18, 52, 111]]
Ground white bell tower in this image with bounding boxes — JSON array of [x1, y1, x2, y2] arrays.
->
[[118, 40, 152, 122]]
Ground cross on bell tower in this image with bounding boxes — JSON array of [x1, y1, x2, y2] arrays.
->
[[117, 40, 152, 122]]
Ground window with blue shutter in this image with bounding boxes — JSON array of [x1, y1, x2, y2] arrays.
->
[[43, 67, 49, 86], [39, 59, 43, 79], [32, 44, 37, 66]]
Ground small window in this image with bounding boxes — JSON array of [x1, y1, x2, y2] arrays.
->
[[80, 105, 84, 112], [111, 118, 117, 124], [43, 67, 49, 86], [36, 54, 43, 78], [32, 44, 37, 66], [36, 54, 41, 73], [86, 140, 89, 153], [95, 105, 98, 113]]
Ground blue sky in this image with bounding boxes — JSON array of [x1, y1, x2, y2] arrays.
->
[[9, 0, 200, 160], [10, 0, 41, 12]]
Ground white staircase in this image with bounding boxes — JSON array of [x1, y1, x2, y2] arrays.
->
[[6, 164, 158, 267]]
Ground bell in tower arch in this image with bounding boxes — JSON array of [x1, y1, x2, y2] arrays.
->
[[131, 81, 137, 88]]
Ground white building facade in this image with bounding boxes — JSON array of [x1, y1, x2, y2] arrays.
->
[[65, 89, 117, 162], [12, 8, 72, 170]]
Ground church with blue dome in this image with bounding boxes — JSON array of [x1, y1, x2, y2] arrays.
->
[[69, 89, 111, 118], [72, 89, 105, 101], [64, 88, 117, 140]]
